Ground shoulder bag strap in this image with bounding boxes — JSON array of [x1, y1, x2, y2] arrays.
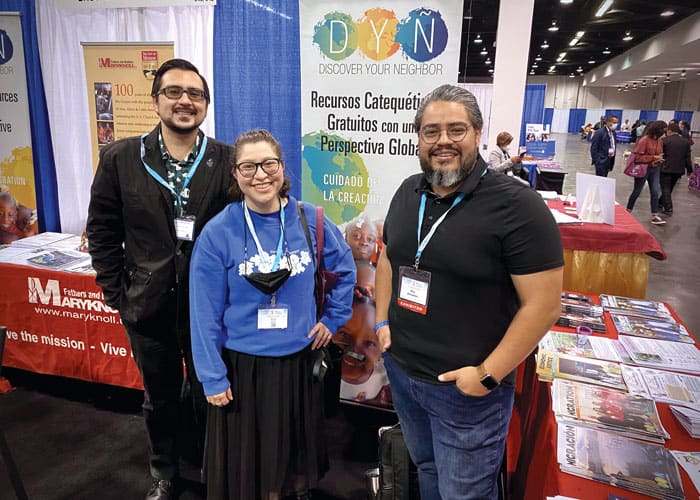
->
[[315, 206, 325, 270], [296, 201, 316, 269]]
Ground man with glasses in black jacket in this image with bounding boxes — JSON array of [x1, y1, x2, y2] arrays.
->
[[87, 59, 232, 500]]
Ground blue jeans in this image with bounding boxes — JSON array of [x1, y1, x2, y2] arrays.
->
[[383, 353, 514, 500], [626, 165, 661, 213]]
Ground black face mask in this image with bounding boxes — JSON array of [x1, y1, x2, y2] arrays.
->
[[244, 268, 291, 295]]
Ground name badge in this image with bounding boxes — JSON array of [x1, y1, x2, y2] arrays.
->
[[608, 147, 615, 156], [175, 216, 196, 241], [258, 303, 289, 330], [397, 266, 431, 315]]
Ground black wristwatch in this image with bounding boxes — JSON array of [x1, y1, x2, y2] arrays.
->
[[477, 363, 499, 391]]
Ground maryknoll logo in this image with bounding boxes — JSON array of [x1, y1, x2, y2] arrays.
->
[[27, 277, 115, 313], [98, 57, 136, 69]]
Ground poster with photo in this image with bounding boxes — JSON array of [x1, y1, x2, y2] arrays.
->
[[0, 14, 39, 244], [82, 42, 174, 171]]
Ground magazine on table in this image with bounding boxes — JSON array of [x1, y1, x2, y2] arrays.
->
[[536, 351, 626, 390], [669, 405, 700, 438], [9, 231, 76, 248], [23, 249, 90, 271], [551, 379, 668, 443], [561, 297, 604, 317], [599, 295, 673, 321], [611, 314, 694, 343], [0, 244, 34, 265], [538, 331, 625, 362], [621, 365, 700, 412], [669, 450, 700, 494], [617, 335, 700, 374], [557, 424, 685, 500], [556, 312, 607, 332]]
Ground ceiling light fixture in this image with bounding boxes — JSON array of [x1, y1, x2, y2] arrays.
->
[[530, 69, 535, 75], [680, 69, 687, 80], [660, 10, 674, 17], [602, 47, 611, 55], [480, 48, 488, 56], [632, 83, 638, 90], [560, 0, 573, 4], [532, 63, 539, 68], [641, 80, 647, 87], [576, 66, 583, 73], [617, 87, 622, 92], [588, 59, 596, 64], [488, 68, 494, 73], [623, 31, 633, 41], [652, 76, 658, 85], [595, 0, 613, 17], [569, 31, 585, 46], [474, 34, 482, 44], [541, 40, 550, 49], [485, 58, 492, 65], [569, 73, 575, 78], [664, 74, 671, 83], [557, 52, 567, 62], [549, 65, 557, 73], [549, 20, 559, 32], [535, 54, 542, 61]]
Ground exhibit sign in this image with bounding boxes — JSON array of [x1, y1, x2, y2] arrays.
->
[[0, 13, 39, 242], [57, 0, 215, 9], [82, 42, 174, 171], [299, 1, 464, 226], [0, 264, 143, 390]]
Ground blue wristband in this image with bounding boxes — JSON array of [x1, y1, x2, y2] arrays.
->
[[374, 320, 389, 333]]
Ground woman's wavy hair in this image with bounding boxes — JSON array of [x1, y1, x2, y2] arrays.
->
[[227, 129, 291, 201], [644, 120, 667, 140]]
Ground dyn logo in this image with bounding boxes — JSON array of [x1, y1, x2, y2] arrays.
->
[[0, 29, 14, 65], [28, 277, 60, 306]]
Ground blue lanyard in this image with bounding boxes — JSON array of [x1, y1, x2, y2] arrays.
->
[[242, 199, 285, 272], [415, 192, 465, 269], [140, 134, 208, 215]]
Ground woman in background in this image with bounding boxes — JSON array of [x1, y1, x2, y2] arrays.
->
[[626, 120, 667, 225], [190, 129, 355, 499], [488, 131, 529, 184]]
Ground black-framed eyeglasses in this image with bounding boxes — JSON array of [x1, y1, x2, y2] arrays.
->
[[419, 124, 470, 144], [156, 86, 209, 102], [236, 158, 282, 178]]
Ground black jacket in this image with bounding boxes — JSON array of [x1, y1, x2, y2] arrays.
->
[[86, 126, 232, 329], [661, 134, 692, 175]]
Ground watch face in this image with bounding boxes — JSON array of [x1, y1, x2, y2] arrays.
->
[[480, 374, 499, 390]]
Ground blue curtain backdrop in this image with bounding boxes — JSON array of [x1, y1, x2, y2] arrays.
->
[[520, 84, 545, 147], [605, 108, 623, 123], [568, 108, 587, 133], [543, 107, 553, 129], [639, 110, 658, 122], [2, 2, 60, 232], [213, 1, 302, 199], [674, 110, 693, 123]]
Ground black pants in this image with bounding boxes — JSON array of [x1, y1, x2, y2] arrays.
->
[[659, 172, 682, 213], [125, 318, 206, 480]]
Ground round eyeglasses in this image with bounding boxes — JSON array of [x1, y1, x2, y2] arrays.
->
[[236, 158, 281, 178], [155, 86, 209, 102], [419, 124, 470, 144]]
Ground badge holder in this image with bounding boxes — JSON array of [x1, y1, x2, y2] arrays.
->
[[397, 266, 431, 315], [257, 295, 289, 330], [175, 215, 196, 241]]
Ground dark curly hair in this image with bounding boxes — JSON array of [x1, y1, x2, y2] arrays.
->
[[644, 120, 667, 139]]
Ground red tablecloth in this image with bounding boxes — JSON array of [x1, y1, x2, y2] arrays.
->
[[508, 295, 698, 499], [0, 263, 142, 389], [549, 200, 666, 260]]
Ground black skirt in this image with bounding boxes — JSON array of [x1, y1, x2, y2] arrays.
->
[[203, 346, 328, 499]]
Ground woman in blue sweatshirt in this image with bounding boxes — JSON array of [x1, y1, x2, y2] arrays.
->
[[190, 129, 355, 499]]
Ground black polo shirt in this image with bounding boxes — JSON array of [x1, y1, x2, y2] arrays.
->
[[383, 157, 564, 384]]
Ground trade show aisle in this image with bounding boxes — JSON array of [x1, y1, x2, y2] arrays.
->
[[0, 133, 697, 499]]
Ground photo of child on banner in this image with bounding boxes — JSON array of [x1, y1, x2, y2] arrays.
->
[[334, 216, 392, 409], [0, 188, 38, 244]]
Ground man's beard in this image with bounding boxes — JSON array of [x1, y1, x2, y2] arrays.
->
[[420, 147, 478, 188]]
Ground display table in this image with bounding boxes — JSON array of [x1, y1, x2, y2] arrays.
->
[[0, 263, 142, 389], [616, 130, 632, 143], [549, 200, 666, 298], [509, 300, 698, 500]]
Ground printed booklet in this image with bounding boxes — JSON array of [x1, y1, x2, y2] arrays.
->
[[557, 424, 685, 499], [551, 379, 668, 443], [539, 330, 626, 363], [599, 295, 673, 321], [610, 314, 693, 343], [537, 351, 626, 390]]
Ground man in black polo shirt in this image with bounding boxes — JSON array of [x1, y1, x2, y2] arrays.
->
[[374, 84, 564, 499]]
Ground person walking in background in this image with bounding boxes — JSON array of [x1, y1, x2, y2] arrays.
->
[[626, 120, 667, 225], [620, 119, 631, 131], [87, 59, 232, 500], [374, 84, 563, 499], [488, 131, 529, 184], [590, 115, 619, 177], [659, 122, 693, 216], [189, 129, 355, 500]]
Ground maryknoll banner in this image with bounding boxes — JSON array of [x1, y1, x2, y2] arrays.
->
[[299, 1, 463, 226], [0, 13, 39, 241], [0, 264, 142, 389], [82, 42, 174, 171]]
